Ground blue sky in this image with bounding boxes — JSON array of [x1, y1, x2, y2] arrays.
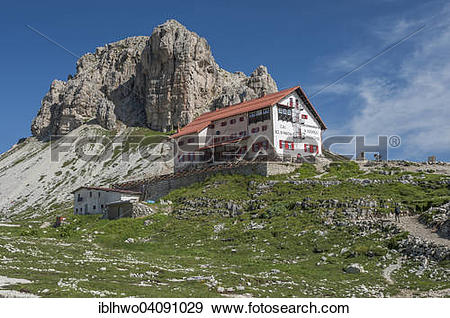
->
[[1, 0, 449, 161]]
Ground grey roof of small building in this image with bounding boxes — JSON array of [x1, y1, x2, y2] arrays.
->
[[71, 186, 141, 195]]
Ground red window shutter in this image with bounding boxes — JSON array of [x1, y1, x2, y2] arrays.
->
[[302, 114, 308, 119], [289, 98, 293, 107], [304, 144, 308, 152], [279, 140, 283, 149], [285, 141, 289, 149], [291, 142, 295, 150], [309, 145, 314, 153]]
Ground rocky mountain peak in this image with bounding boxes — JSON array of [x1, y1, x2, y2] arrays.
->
[[31, 19, 278, 138]]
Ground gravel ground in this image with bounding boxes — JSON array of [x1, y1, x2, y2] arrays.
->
[[396, 216, 450, 248]]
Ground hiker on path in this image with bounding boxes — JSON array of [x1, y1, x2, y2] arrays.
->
[[394, 205, 401, 223]]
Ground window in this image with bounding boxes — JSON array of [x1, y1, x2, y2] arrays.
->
[[262, 108, 270, 120], [101, 205, 104, 209], [289, 97, 293, 107], [221, 121, 227, 127], [230, 119, 236, 125], [249, 107, 269, 124], [80, 208, 82, 212], [239, 131, 246, 136], [304, 144, 317, 153], [75, 208, 78, 213], [93, 205, 96, 210], [251, 127, 260, 134], [280, 140, 294, 150], [187, 138, 195, 143], [98, 192, 101, 198], [262, 125, 267, 131], [214, 137, 220, 143], [277, 106, 292, 122], [178, 140, 184, 146], [252, 143, 260, 152], [208, 124, 215, 129], [215, 130, 220, 135], [295, 99, 299, 109], [301, 114, 308, 119], [89, 191, 92, 198], [239, 116, 245, 122]]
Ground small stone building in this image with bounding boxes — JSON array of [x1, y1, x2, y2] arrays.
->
[[105, 201, 154, 220], [72, 186, 141, 215]]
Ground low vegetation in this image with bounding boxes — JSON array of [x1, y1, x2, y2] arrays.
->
[[0, 162, 448, 297]]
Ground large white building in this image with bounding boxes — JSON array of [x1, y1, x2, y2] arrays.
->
[[171, 86, 327, 171], [72, 187, 141, 215]]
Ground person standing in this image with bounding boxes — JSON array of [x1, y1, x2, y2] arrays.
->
[[394, 205, 401, 223]]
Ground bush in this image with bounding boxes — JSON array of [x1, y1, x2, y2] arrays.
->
[[386, 232, 409, 250]]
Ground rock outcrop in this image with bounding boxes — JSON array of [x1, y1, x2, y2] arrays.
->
[[31, 19, 278, 139]]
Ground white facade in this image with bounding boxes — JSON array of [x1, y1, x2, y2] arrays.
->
[[73, 187, 141, 215], [273, 91, 323, 158], [173, 87, 326, 170]]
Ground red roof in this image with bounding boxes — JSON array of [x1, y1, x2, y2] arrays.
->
[[71, 186, 141, 195], [171, 86, 326, 138]]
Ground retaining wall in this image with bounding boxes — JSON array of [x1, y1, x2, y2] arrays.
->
[[113, 161, 299, 201]]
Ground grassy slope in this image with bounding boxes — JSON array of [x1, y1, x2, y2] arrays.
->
[[0, 163, 449, 297]]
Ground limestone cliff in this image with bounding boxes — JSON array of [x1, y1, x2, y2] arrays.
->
[[31, 19, 278, 138]]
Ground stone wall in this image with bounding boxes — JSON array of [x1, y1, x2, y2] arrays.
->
[[106, 201, 154, 219], [113, 161, 299, 201]]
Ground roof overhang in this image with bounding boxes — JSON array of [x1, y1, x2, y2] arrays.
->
[[171, 85, 326, 139]]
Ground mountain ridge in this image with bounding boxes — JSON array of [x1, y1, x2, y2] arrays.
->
[[31, 19, 278, 139]]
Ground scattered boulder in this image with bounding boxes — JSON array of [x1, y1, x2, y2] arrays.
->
[[344, 263, 365, 274]]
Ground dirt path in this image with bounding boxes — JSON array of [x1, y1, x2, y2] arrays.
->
[[396, 216, 450, 248]]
